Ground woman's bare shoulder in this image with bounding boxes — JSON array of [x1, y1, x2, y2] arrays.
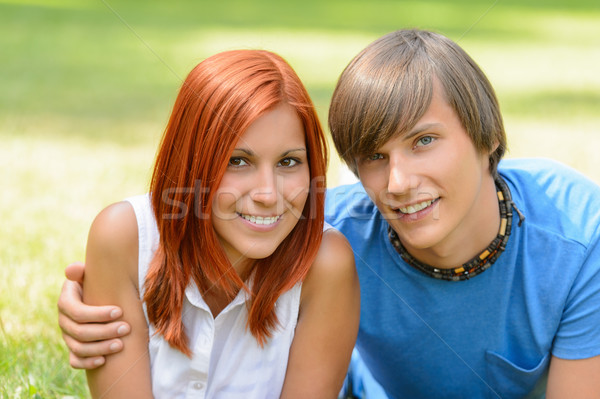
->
[[85, 201, 139, 289], [301, 228, 357, 302]]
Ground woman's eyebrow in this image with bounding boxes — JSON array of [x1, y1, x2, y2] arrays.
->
[[281, 148, 307, 157], [230, 148, 306, 157], [231, 148, 255, 156]]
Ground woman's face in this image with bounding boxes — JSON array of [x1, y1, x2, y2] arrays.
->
[[211, 103, 310, 265]]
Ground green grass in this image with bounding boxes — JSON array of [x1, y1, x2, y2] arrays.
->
[[1, 0, 599, 397]]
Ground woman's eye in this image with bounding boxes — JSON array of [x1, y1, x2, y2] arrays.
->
[[416, 136, 435, 147], [279, 158, 299, 167], [367, 153, 383, 161], [229, 157, 248, 167]]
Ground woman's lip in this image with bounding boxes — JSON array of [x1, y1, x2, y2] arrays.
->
[[236, 212, 283, 231], [237, 212, 281, 222]]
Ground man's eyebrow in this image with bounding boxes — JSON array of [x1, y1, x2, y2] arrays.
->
[[402, 122, 443, 141]]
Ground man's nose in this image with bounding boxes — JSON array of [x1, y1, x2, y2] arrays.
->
[[387, 155, 415, 195]]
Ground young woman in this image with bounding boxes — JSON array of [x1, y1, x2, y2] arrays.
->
[[83, 49, 359, 398]]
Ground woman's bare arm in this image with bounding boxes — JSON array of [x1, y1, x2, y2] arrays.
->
[[280, 228, 360, 398], [83, 202, 153, 398], [58, 261, 129, 369]]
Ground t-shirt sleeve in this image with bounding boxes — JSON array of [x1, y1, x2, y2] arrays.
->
[[552, 228, 600, 359]]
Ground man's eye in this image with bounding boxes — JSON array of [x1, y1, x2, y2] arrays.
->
[[367, 153, 383, 161], [416, 136, 435, 147]]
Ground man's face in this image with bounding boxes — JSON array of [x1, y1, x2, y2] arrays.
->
[[355, 78, 495, 266]]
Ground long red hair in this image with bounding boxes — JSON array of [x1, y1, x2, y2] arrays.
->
[[144, 50, 327, 355]]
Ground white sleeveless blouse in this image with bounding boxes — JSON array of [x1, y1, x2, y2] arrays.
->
[[126, 194, 324, 399]]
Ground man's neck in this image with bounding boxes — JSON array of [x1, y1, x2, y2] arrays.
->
[[404, 175, 500, 269]]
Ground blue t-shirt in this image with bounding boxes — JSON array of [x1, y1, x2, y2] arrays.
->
[[325, 158, 600, 399]]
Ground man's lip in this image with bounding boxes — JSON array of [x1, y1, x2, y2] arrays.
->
[[391, 197, 440, 212]]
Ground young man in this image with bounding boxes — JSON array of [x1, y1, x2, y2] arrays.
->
[[58, 30, 600, 398]]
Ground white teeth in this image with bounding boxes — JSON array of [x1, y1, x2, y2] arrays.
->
[[240, 214, 280, 225], [399, 200, 433, 214]]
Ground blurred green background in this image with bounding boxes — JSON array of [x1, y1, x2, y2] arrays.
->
[[1, 0, 599, 397]]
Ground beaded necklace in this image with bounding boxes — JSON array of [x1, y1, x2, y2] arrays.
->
[[388, 175, 524, 281]]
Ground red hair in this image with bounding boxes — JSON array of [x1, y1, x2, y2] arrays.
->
[[143, 50, 328, 355]]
